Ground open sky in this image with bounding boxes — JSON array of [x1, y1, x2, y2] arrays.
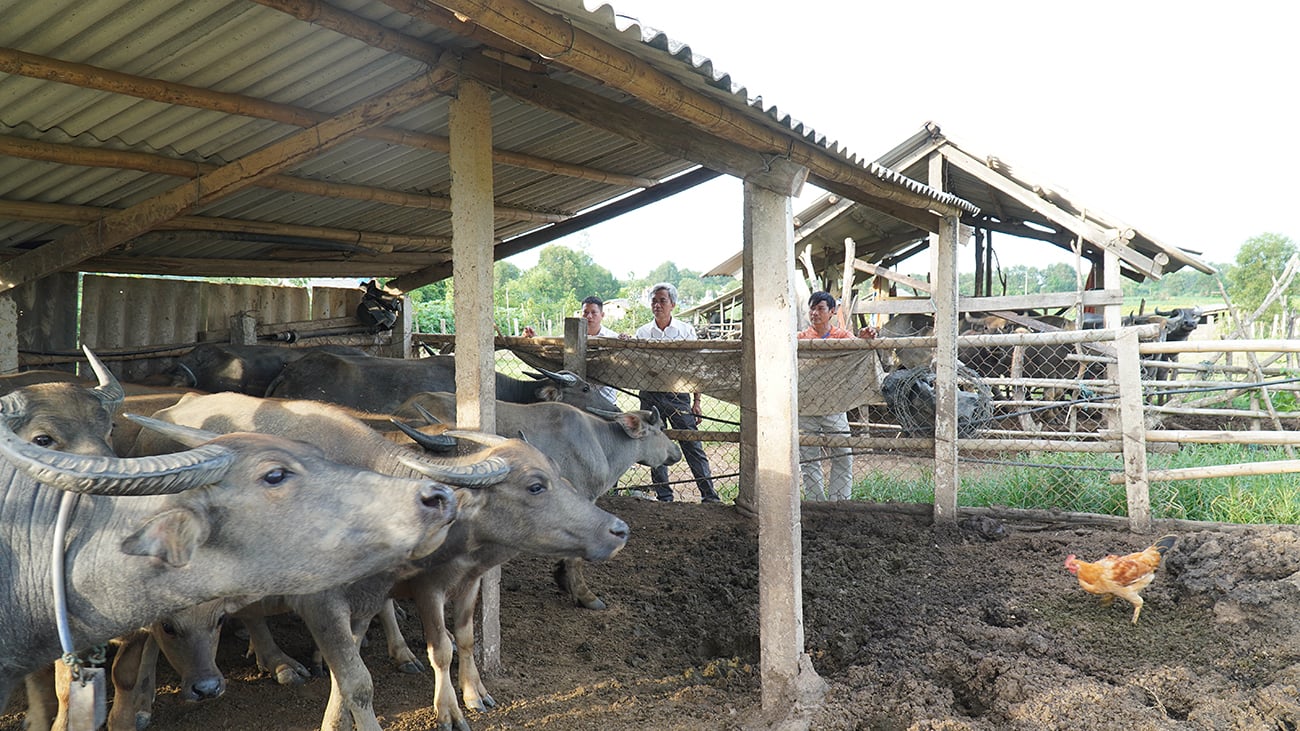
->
[[507, 0, 1297, 280]]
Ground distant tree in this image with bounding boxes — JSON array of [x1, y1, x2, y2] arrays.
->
[[1225, 233, 1297, 318]]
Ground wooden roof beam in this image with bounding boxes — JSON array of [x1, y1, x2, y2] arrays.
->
[[0, 64, 458, 292], [0, 199, 451, 253], [401, 0, 965, 219], [939, 145, 1160, 277], [68, 253, 448, 279], [0, 45, 654, 190], [0, 134, 566, 224]]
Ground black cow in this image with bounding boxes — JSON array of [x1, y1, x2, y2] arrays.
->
[[265, 351, 618, 413], [167, 343, 370, 395]]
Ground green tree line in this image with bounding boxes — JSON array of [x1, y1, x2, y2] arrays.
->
[[404, 233, 1296, 334]]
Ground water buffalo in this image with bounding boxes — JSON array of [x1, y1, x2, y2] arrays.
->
[[396, 391, 680, 610], [165, 342, 370, 395], [129, 393, 630, 731], [878, 313, 935, 370], [265, 350, 618, 413], [0, 408, 458, 717]]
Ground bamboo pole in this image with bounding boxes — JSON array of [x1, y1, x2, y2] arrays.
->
[[1109, 459, 1300, 484]]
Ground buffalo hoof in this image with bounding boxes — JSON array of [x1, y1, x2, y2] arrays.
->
[[397, 659, 425, 674], [578, 596, 607, 611], [274, 665, 309, 686], [135, 711, 152, 731], [466, 693, 496, 712]]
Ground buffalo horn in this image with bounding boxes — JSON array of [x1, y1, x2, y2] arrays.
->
[[0, 416, 233, 496], [531, 367, 578, 385], [443, 429, 510, 447], [1154, 307, 1175, 317], [124, 414, 225, 447], [586, 407, 623, 420], [399, 454, 510, 487], [389, 418, 457, 451], [411, 402, 442, 426], [83, 345, 125, 415]]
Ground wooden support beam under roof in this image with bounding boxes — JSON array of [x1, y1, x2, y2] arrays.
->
[[0, 63, 460, 292], [939, 145, 1163, 277], [0, 45, 655, 189], [387, 165, 721, 291], [0, 199, 453, 253], [395, 0, 969, 222], [0, 135, 567, 224], [75, 252, 448, 278]]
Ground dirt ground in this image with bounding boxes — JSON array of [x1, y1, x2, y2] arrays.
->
[[5, 495, 1300, 731]]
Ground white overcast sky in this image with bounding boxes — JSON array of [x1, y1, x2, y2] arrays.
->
[[507, 0, 1297, 280]]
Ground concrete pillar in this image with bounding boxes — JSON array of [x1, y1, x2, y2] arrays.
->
[[450, 78, 501, 671], [740, 178, 825, 716]]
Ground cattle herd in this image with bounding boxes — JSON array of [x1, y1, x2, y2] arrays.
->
[[0, 343, 679, 731]]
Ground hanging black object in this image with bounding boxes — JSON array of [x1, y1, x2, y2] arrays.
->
[[356, 280, 402, 331]]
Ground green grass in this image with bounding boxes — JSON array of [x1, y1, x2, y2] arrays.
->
[[851, 444, 1300, 525]]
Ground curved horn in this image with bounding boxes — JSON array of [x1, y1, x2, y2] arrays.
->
[[532, 367, 578, 385], [651, 405, 663, 425], [399, 454, 510, 487], [585, 407, 623, 420], [411, 402, 442, 426], [124, 414, 225, 448], [443, 429, 510, 447], [389, 418, 457, 452], [1154, 307, 1175, 317], [83, 345, 125, 415], [0, 418, 233, 496]]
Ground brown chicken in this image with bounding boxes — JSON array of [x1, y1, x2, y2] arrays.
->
[[1064, 535, 1177, 624]]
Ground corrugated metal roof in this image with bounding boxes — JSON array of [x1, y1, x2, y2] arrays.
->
[[0, 0, 973, 289], [709, 122, 1214, 282]]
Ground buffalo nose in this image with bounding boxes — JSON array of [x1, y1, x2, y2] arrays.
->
[[419, 482, 457, 519], [610, 518, 630, 542], [186, 676, 225, 701]]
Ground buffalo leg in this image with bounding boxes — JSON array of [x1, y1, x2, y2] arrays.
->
[[556, 557, 605, 610], [106, 631, 159, 731], [300, 594, 383, 731], [412, 581, 465, 731], [376, 598, 424, 674], [21, 666, 57, 731], [450, 579, 496, 714], [239, 615, 312, 686]]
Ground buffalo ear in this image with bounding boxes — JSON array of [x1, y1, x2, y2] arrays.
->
[[616, 412, 648, 439], [121, 508, 210, 568], [536, 384, 562, 402]]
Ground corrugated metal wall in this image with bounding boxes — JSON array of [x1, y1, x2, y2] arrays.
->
[[75, 276, 361, 382], [12, 272, 79, 373]]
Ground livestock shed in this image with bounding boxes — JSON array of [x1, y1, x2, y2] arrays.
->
[[0, 0, 980, 723]]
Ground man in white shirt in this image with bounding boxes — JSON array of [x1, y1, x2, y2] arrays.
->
[[633, 283, 720, 503], [580, 295, 619, 405]]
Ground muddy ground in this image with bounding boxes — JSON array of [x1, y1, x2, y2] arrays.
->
[[5, 495, 1300, 730]]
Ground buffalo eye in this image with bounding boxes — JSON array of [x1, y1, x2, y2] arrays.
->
[[527, 482, 547, 495], [32, 434, 54, 448], [160, 621, 177, 637], [262, 467, 291, 486]]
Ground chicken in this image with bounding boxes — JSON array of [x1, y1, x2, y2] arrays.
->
[[1064, 535, 1177, 624]]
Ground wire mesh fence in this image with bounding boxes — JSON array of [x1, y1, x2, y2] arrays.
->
[[434, 326, 1300, 525]]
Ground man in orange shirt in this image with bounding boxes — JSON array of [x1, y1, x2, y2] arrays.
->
[[797, 291, 855, 500]]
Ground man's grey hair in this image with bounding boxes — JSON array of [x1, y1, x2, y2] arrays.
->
[[650, 282, 678, 306]]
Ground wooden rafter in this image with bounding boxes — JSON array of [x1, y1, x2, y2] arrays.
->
[[0, 64, 459, 292], [0, 199, 451, 253], [390, 0, 960, 223], [0, 135, 566, 224], [0, 45, 655, 189]]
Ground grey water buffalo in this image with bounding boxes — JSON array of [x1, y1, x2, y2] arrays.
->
[[129, 393, 629, 731], [878, 313, 935, 370], [397, 391, 680, 609], [265, 350, 618, 413], [0, 403, 458, 715], [165, 342, 370, 395]]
